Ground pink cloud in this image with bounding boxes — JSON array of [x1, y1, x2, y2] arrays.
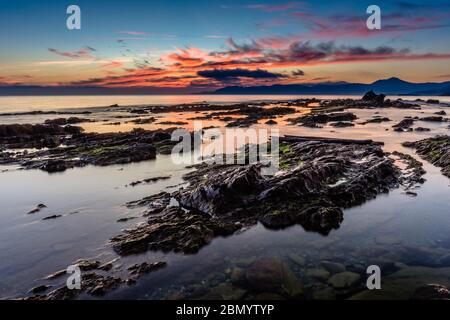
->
[[48, 47, 96, 59]]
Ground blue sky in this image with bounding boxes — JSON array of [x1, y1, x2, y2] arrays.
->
[[1, 0, 450, 90]]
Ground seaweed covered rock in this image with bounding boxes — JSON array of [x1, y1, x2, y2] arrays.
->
[[403, 135, 450, 177], [27, 272, 123, 300], [393, 118, 415, 132], [0, 127, 178, 172], [288, 112, 357, 127], [111, 138, 410, 255], [0, 123, 83, 148], [111, 207, 240, 255]]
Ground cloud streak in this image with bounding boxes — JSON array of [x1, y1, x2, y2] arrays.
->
[[48, 47, 96, 59]]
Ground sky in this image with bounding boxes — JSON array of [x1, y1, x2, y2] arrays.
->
[[1, 0, 450, 92]]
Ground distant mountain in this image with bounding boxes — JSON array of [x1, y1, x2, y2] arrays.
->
[[1, 78, 450, 96], [0, 86, 193, 96], [207, 77, 450, 96]]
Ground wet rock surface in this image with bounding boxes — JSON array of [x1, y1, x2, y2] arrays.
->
[[127, 175, 171, 187], [360, 116, 391, 125], [127, 261, 167, 278], [4, 96, 449, 301], [393, 118, 415, 132], [110, 137, 417, 256], [403, 135, 450, 177], [288, 112, 357, 128], [0, 127, 179, 172], [44, 117, 94, 125], [27, 272, 123, 300], [411, 284, 450, 300], [0, 123, 83, 149], [362, 90, 385, 105]]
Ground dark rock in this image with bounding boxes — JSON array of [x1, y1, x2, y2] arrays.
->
[[420, 116, 445, 122], [426, 99, 440, 104], [157, 121, 188, 125], [28, 272, 122, 300], [111, 207, 240, 255], [42, 214, 62, 220], [361, 117, 391, 124], [126, 191, 171, 215], [434, 111, 447, 116], [243, 258, 304, 298], [128, 175, 171, 187], [391, 151, 426, 188], [403, 136, 450, 178], [321, 261, 346, 274], [73, 259, 101, 271], [127, 261, 167, 277], [327, 272, 361, 289], [40, 160, 70, 173], [330, 121, 354, 128], [111, 138, 410, 255], [29, 285, 51, 294], [117, 217, 136, 223], [27, 203, 47, 214], [415, 127, 431, 132], [392, 118, 415, 132], [288, 112, 357, 127], [0, 123, 83, 149], [1, 128, 177, 172], [128, 117, 156, 124], [44, 117, 92, 125], [362, 91, 385, 104], [411, 284, 450, 300]]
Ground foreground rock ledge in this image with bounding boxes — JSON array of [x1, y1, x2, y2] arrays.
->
[[403, 135, 450, 178], [0, 125, 179, 172], [111, 137, 418, 256]]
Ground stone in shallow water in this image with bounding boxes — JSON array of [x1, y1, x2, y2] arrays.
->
[[243, 258, 304, 298], [306, 268, 331, 281], [312, 286, 337, 300], [327, 272, 361, 289], [288, 253, 306, 266], [254, 292, 285, 300], [350, 266, 450, 300], [403, 135, 450, 178], [411, 284, 450, 300], [200, 283, 247, 300], [111, 139, 415, 256], [321, 261, 346, 274], [230, 267, 246, 286]]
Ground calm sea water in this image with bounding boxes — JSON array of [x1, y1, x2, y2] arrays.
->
[[0, 94, 449, 113], [0, 95, 450, 299]]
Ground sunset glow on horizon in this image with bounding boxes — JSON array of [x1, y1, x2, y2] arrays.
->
[[1, 0, 450, 92]]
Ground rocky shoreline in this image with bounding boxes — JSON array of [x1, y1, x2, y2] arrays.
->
[[0, 124, 179, 172], [404, 136, 450, 178], [110, 136, 425, 257], [2, 94, 450, 300]]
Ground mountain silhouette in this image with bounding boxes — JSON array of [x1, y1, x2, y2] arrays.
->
[[207, 77, 450, 96]]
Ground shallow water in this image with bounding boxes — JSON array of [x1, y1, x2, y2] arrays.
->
[[0, 96, 450, 299], [1, 94, 449, 113]]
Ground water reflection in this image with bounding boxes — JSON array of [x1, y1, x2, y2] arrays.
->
[[0, 97, 450, 299]]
